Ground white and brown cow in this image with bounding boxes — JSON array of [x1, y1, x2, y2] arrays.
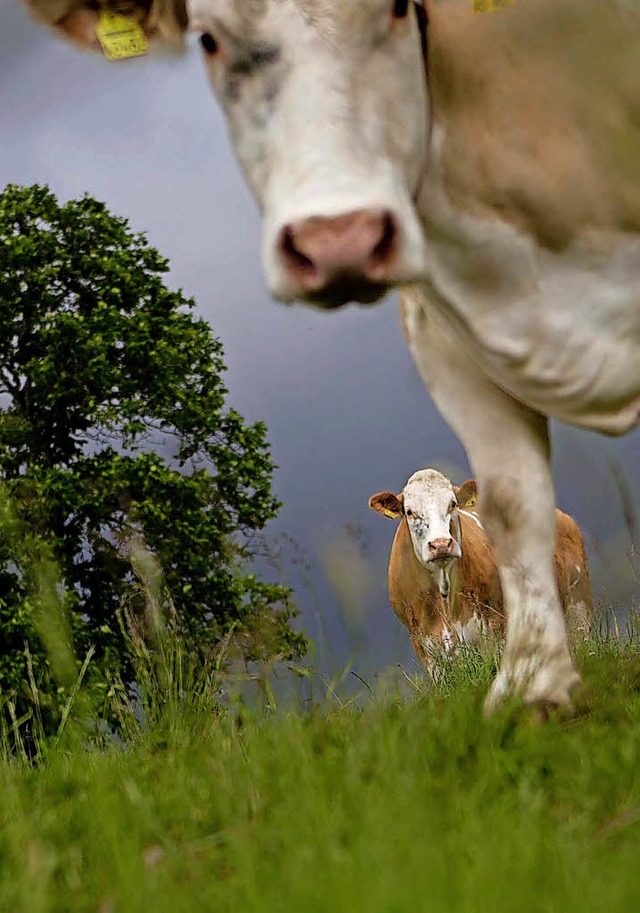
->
[[369, 470, 593, 675], [23, 0, 640, 710]]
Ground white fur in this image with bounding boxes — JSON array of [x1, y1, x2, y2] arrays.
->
[[458, 508, 484, 531]]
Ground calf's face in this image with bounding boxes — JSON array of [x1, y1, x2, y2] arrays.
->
[[191, 0, 430, 307], [369, 469, 463, 572], [402, 470, 462, 568]]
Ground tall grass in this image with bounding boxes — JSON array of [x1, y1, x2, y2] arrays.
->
[[1, 634, 640, 912]]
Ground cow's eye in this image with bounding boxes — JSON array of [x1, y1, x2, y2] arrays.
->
[[200, 33, 219, 56], [450, 500, 457, 512], [392, 0, 410, 18], [405, 508, 414, 519]]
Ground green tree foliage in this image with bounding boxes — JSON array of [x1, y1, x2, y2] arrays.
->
[[0, 183, 306, 721]]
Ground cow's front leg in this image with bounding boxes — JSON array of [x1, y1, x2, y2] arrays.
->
[[400, 292, 580, 711]]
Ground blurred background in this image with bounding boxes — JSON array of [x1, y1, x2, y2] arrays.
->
[[2, 5, 639, 678]]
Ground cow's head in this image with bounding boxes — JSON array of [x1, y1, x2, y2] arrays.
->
[[370, 470, 471, 579], [26, 0, 430, 308], [194, 0, 430, 307]]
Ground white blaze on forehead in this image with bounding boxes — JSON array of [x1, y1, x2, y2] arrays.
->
[[402, 469, 456, 517]]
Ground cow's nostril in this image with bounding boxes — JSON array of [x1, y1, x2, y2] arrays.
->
[[369, 212, 397, 272], [280, 227, 318, 280]]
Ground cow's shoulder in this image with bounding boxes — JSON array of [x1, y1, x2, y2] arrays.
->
[[454, 512, 503, 621], [429, 0, 640, 247], [554, 508, 586, 553], [389, 520, 434, 590], [554, 508, 589, 577], [388, 520, 442, 626]]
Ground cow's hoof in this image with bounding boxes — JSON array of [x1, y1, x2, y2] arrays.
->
[[527, 688, 590, 724], [484, 655, 582, 717], [513, 683, 592, 726]]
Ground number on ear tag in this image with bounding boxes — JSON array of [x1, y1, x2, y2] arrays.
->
[[96, 11, 148, 60]]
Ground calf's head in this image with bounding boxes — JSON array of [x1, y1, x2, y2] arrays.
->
[[26, 0, 430, 308], [369, 469, 465, 572]]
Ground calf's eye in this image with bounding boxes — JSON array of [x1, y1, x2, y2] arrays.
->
[[200, 33, 219, 56], [406, 508, 414, 518], [392, 0, 410, 18]]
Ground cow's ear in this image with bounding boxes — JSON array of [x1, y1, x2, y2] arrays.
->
[[25, 0, 187, 53], [368, 491, 404, 519], [52, 8, 102, 50], [454, 479, 478, 509]]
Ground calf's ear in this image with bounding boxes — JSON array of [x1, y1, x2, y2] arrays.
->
[[454, 479, 478, 509], [368, 492, 404, 519], [24, 0, 187, 52]]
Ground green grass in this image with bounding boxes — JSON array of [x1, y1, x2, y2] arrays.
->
[[2, 639, 640, 913]]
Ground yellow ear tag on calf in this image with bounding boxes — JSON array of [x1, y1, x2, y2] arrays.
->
[[384, 509, 398, 518], [96, 11, 148, 60]]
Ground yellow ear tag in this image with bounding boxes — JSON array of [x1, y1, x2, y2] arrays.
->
[[467, 495, 477, 507], [384, 509, 398, 518], [473, 0, 514, 11], [96, 11, 148, 60]]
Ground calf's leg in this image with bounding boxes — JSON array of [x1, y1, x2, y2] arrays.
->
[[400, 291, 581, 711]]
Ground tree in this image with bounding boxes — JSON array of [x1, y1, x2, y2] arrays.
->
[[0, 183, 306, 723]]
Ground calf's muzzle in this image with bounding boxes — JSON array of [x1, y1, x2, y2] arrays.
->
[[428, 537, 456, 561]]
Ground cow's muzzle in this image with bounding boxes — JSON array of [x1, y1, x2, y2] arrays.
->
[[276, 209, 398, 306], [427, 537, 456, 562]]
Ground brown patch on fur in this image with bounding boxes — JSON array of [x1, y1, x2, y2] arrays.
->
[[553, 508, 594, 641], [427, 0, 640, 248]]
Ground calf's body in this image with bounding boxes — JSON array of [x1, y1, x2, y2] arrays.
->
[[373, 472, 593, 674], [388, 510, 503, 669]]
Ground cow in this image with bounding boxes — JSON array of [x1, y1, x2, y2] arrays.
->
[[22, 0, 640, 711], [369, 470, 593, 675]]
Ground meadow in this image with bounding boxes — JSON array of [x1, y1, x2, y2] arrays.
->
[[2, 631, 640, 913]]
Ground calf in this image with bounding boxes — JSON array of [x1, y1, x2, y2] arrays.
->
[[370, 470, 593, 674]]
